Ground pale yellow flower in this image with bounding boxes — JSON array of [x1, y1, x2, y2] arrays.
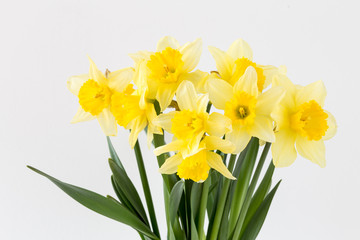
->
[[159, 136, 235, 182], [153, 80, 232, 158], [271, 67, 337, 167], [130, 36, 205, 111], [208, 39, 278, 92], [208, 66, 285, 153], [67, 57, 133, 136]]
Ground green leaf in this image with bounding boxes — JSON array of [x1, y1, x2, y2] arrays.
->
[[169, 180, 185, 225], [27, 166, 158, 239], [240, 180, 282, 240], [190, 182, 202, 222], [106, 137, 124, 170], [109, 159, 149, 226], [110, 175, 138, 215], [242, 160, 275, 235]]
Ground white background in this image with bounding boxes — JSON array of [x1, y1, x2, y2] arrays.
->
[[1, 0, 359, 239]]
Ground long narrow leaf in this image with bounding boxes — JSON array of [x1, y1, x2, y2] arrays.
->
[[27, 166, 158, 239], [169, 180, 185, 225], [106, 137, 124, 170]]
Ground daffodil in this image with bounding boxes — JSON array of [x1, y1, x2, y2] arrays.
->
[[153, 80, 232, 158], [67, 57, 134, 136], [271, 67, 337, 167], [130, 36, 204, 111], [159, 136, 235, 182], [208, 66, 285, 153], [208, 39, 278, 92], [111, 61, 162, 148]]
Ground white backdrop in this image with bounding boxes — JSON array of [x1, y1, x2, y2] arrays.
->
[[1, 0, 359, 239]]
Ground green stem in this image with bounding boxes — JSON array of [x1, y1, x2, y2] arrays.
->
[[209, 154, 237, 240], [231, 142, 271, 240], [153, 133, 171, 191], [197, 177, 210, 239], [134, 140, 160, 238]]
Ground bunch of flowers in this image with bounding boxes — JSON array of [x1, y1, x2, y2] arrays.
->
[[29, 36, 336, 240]]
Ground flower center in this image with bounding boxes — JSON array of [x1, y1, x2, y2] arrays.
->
[[111, 84, 144, 127], [225, 91, 257, 126], [290, 100, 329, 140], [171, 110, 206, 140], [78, 79, 112, 116], [231, 58, 266, 92], [147, 47, 184, 83], [177, 150, 210, 182]]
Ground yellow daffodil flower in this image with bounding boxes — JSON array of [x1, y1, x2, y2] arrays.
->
[[208, 66, 285, 153], [67, 57, 133, 136], [208, 39, 278, 92], [130, 36, 204, 111], [111, 61, 162, 148], [271, 67, 337, 167], [153, 80, 232, 158], [159, 136, 235, 182]]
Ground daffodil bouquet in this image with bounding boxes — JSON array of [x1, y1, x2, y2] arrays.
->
[[28, 37, 336, 240]]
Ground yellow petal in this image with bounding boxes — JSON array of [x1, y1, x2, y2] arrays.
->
[[128, 116, 147, 148], [87, 56, 106, 85], [206, 112, 232, 137], [71, 106, 96, 123], [296, 80, 327, 107], [179, 38, 202, 72], [159, 153, 183, 174], [153, 111, 176, 133], [226, 125, 251, 153], [256, 86, 285, 116], [180, 70, 208, 94], [258, 65, 278, 89], [176, 81, 197, 111], [153, 140, 183, 156], [296, 136, 326, 167], [197, 94, 209, 114], [206, 152, 235, 180], [67, 74, 89, 96], [250, 115, 275, 142], [323, 111, 337, 140], [271, 128, 297, 167], [108, 67, 134, 92], [156, 36, 180, 52], [204, 136, 235, 153], [226, 38, 253, 61], [208, 46, 234, 80], [97, 107, 117, 136], [128, 51, 152, 64], [233, 66, 258, 97], [156, 85, 176, 111], [207, 78, 233, 110]]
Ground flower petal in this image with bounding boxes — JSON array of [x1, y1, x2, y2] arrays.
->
[[206, 152, 235, 180], [296, 136, 326, 167], [206, 112, 232, 137], [258, 65, 278, 89], [233, 66, 258, 97], [256, 86, 285, 116], [156, 85, 176, 111], [67, 74, 89, 96], [271, 128, 297, 167], [156, 36, 180, 52], [153, 111, 176, 133], [88, 56, 106, 85], [108, 67, 134, 92], [207, 78, 233, 110], [176, 81, 197, 111], [71, 106, 96, 123], [296, 80, 327, 107], [159, 153, 183, 174], [97, 107, 117, 136], [226, 125, 251, 153], [226, 38, 253, 61], [250, 115, 275, 143], [197, 94, 209, 114], [208, 46, 234, 81], [180, 70, 208, 93], [128, 51, 153, 64], [128, 116, 147, 148], [179, 38, 202, 72], [323, 111, 337, 140], [153, 140, 184, 156], [204, 136, 235, 153]]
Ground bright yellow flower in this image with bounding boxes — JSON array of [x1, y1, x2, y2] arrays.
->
[[153, 80, 232, 158], [208, 66, 285, 153], [130, 36, 205, 111], [67, 57, 133, 136], [271, 67, 337, 167], [159, 136, 236, 182], [208, 39, 278, 92], [111, 61, 162, 148]]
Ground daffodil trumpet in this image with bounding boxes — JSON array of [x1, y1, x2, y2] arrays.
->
[[29, 37, 336, 240]]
